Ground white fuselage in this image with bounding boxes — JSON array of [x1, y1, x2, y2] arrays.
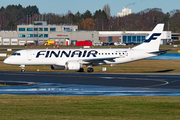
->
[[4, 48, 156, 66]]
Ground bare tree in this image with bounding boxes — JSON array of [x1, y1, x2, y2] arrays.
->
[[103, 4, 111, 19]]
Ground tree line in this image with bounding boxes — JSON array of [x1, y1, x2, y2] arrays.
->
[[1, 4, 180, 32]]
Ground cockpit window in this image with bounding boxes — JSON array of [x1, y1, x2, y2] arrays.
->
[[12, 53, 21, 56]]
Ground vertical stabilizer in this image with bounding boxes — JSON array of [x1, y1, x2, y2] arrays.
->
[[133, 24, 164, 51]]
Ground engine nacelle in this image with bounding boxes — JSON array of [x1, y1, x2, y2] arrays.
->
[[51, 65, 65, 70], [65, 61, 82, 70]]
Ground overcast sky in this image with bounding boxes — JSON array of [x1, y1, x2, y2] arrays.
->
[[1, 0, 180, 16]]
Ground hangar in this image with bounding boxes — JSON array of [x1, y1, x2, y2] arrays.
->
[[0, 21, 172, 45]]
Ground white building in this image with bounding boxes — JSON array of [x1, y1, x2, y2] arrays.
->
[[99, 31, 172, 45], [0, 21, 99, 45], [117, 7, 132, 17], [0, 21, 172, 45]]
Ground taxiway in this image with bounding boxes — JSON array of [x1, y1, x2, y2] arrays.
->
[[0, 71, 180, 96]]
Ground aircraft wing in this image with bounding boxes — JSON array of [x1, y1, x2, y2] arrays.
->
[[81, 57, 118, 63]]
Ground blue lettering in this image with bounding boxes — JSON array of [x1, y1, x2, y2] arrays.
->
[[45, 51, 50, 58], [36, 50, 98, 58], [36, 51, 46, 58], [71, 50, 82, 57], [82, 50, 87, 57], [60, 51, 71, 57], [87, 50, 98, 57], [50, 51, 60, 57]]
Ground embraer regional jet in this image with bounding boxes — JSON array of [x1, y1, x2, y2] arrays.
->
[[4, 24, 165, 72]]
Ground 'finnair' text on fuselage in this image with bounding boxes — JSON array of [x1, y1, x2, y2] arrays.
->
[[36, 50, 98, 58]]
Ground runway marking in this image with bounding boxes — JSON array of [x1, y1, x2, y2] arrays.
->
[[137, 81, 169, 88], [100, 76, 169, 88]]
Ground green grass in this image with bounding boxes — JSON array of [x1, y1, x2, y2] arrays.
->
[[0, 95, 180, 120]]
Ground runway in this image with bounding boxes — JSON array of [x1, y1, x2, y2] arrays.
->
[[0, 71, 180, 96]]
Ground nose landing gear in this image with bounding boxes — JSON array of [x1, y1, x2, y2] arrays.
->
[[20, 65, 25, 72]]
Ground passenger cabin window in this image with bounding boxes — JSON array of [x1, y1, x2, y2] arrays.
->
[[12, 53, 21, 56]]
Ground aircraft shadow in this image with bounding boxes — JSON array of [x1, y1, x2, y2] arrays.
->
[[154, 69, 174, 73]]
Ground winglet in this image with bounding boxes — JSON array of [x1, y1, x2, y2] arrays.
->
[[133, 23, 164, 51]]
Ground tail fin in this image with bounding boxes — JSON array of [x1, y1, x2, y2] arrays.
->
[[133, 23, 164, 51]]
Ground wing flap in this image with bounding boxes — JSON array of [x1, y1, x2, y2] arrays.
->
[[82, 57, 118, 63]]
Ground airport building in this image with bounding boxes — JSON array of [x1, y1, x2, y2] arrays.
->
[[0, 21, 99, 45], [0, 21, 172, 45], [99, 31, 172, 45], [17, 21, 98, 45]]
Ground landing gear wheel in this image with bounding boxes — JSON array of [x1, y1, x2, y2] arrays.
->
[[77, 68, 84, 72], [20, 65, 25, 72], [87, 68, 94, 73]]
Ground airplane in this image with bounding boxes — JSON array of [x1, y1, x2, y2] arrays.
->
[[4, 23, 166, 72]]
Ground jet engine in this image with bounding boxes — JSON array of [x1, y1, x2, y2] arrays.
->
[[65, 61, 82, 70], [51, 65, 65, 70]]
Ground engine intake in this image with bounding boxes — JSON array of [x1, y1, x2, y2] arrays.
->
[[65, 61, 82, 70]]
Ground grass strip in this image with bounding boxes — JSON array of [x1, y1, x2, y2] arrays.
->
[[0, 59, 180, 73], [0, 95, 180, 120]]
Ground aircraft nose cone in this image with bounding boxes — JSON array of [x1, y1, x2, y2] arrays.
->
[[3, 58, 10, 64]]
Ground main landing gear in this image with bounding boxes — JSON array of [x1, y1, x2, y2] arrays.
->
[[20, 65, 25, 72], [87, 67, 94, 73], [77, 68, 84, 72], [77, 67, 94, 73]]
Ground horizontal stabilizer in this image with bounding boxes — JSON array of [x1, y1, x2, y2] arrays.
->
[[148, 49, 171, 55]]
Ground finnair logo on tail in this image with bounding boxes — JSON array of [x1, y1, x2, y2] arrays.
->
[[144, 33, 161, 43]]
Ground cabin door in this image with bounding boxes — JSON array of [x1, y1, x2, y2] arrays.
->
[[27, 50, 32, 61]]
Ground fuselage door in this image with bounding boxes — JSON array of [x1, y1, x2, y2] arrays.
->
[[131, 49, 134, 59], [27, 50, 32, 61]]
